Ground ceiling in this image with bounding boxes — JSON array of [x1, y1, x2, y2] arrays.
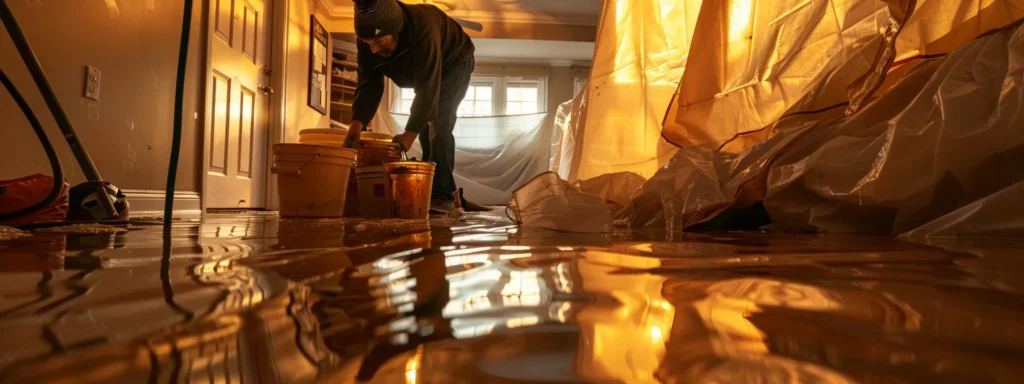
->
[[472, 38, 594, 65], [332, 35, 594, 65], [323, 0, 602, 25]]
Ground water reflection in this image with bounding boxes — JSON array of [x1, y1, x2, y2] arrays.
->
[[1, 214, 1024, 383]]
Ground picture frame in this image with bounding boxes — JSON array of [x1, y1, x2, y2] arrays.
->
[[308, 15, 328, 115]]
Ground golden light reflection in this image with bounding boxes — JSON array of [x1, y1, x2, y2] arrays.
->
[[694, 278, 840, 356], [499, 253, 533, 260], [554, 262, 574, 293], [194, 260, 266, 311], [728, 0, 754, 42], [443, 289, 492, 317], [501, 270, 543, 307], [574, 259, 675, 382], [506, 315, 540, 329], [405, 344, 424, 384], [610, 0, 640, 85], [451, 318, 497, 339], [650, 325, 664, 342]]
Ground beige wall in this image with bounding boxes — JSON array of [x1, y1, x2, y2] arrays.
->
[[0, 0, 204, 193], [282, 0, 332, 142]]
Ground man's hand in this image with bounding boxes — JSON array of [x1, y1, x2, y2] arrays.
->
[[393, 131, 418, 152], [344, 121, 364, 148]]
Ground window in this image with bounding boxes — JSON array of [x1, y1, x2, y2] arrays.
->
[[457, 83, 494, 117], [574, 77, 587, 98], [505, 82, 540, 115], [396, 88, 416, 115], [390, 76, 546, 117]]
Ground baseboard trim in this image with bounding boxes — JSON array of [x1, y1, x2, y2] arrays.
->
[[123, 189, 202, 219]]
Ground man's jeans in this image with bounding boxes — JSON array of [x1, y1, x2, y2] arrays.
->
[[419, 58, 473, 204]]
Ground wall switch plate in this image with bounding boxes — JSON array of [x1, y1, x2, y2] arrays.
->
[[84, 66, 101, 101]]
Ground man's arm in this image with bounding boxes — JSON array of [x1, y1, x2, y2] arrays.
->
[[350, 42, 384, 126], [404, 30, 442, 134]]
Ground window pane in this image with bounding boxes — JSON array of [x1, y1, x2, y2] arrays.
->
[[522, 102, 537, 114], [507, 87, 521, 102], [401, 88, 415, 100], [464, 86, 476, 101], [507, 102, 521, 115], [522, 87, 538, 102], [475, 101, 491, 115], [458, 100, 471, 116], [476, 86, 492, 101]]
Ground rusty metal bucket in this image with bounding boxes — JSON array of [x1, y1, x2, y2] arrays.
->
[[382, 161, 436, 219]]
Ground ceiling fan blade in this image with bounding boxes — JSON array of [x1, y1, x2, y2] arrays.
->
[[453, 17, 483, 32]]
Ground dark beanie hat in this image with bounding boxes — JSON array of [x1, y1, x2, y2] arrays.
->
[[354, 0, 404, 39]]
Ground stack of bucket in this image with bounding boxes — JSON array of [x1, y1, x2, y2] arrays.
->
[[272, 129, 356, 217], [352, 132, 400, 218], [272, 128, 435, 219]]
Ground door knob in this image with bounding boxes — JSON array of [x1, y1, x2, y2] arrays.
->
[[258, 85, 274, 94]]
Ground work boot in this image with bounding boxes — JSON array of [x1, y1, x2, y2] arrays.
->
[[429, 199, 454, 214]]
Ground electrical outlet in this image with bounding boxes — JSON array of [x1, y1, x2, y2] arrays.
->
[[84, 66, 101, 101]]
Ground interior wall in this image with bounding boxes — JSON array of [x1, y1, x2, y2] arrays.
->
[[0, 0, 205, 193], [283, 0, 332, 142]]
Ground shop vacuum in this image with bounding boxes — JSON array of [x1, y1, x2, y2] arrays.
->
[[0, 0, 129, 224]]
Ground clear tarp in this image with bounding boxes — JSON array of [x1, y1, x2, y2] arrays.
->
[[551, 0, 702, 182], [662, 0, 1024, 152], [565, 0, 1024, 237], [372, 111, 552, 205], [619, 18, 1024, 237]]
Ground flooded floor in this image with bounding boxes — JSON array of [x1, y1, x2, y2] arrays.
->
[[2, 212, 1024, 383]]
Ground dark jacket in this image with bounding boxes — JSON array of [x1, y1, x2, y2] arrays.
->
[[351, 3, 474, 133]]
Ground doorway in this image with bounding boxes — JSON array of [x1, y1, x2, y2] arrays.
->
[[203, 0, 276, 209]]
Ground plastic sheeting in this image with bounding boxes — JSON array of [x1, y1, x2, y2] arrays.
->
[[509, 172, 613, 233], [371, 111, 553, 205], [551, 0, 701, 182], [574, 172, 648, 212], [620, 19, 1024, 237], [662, 0, 1024, 152]]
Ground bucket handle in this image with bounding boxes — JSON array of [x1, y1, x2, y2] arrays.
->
[[271, 152, 321, 175], [395, 142, 409, 161]]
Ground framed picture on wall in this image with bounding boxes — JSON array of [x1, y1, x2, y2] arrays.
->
[[308, 15, 328, 115]]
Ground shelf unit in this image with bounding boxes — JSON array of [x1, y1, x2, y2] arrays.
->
[[330, 57, 358, 124]]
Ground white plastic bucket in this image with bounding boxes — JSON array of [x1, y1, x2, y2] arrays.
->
[[355, 166, 389, 218], [272, 143, 357, 217]]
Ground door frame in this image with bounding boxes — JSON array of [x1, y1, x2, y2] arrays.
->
[[200, 0, 289, 215]]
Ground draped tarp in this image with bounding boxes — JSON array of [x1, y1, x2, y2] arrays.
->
[[552, 0, 703, 182], [661, 0, 1024, 152], [620, 18, 1024, 237], [373, 112, 551, 205]]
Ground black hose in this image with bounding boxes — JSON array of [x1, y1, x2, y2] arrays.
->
[[163, 0, 195, 233], [0, 69, 64, 222]]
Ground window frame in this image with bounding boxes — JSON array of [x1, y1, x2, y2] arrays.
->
[[390, 75, 546, 117]]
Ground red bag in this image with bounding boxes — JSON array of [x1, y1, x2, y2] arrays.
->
[[0, 174, 69, 225]]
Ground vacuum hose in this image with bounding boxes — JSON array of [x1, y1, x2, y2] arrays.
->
[[0, 69, 65, 222]]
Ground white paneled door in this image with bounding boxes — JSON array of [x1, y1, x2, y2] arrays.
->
[[205, 0, 271, 208]]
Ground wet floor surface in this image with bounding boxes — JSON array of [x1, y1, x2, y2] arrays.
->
[[2, 212, 1024, 383]]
